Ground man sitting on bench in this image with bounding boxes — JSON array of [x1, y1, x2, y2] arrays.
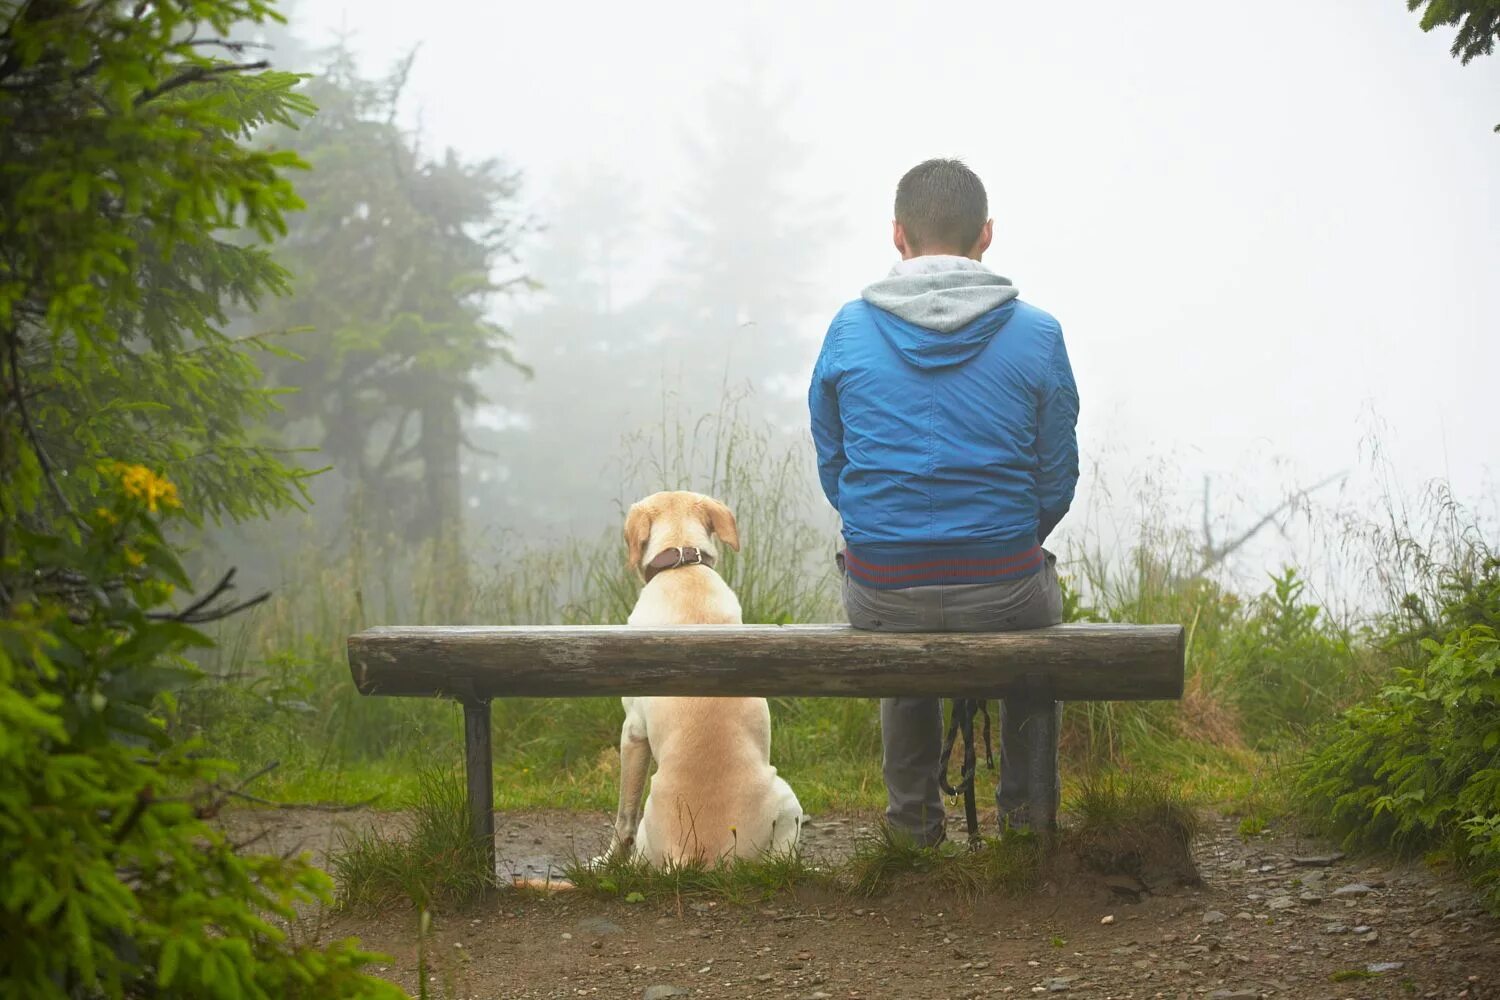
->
[[808, 158, 1081, 844]]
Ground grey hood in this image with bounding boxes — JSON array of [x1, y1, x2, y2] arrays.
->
[[861, 255, 1019, 333]]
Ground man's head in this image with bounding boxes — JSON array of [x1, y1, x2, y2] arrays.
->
[[892, 158, 993, 261]]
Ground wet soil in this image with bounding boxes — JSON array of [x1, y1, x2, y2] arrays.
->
[[220, 808, 1500, 999]]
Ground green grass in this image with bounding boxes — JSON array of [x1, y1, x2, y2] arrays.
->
[[1070, 770, 1200, 842], [839, 824, 1042, 899], [331, 767, 494, 912], [562, 847, 828, 905], [1066, 771, 1201, 884], [329, 763, 1204, 911], [329, 767, 1040, 910], [244, 722, 1268, 820]]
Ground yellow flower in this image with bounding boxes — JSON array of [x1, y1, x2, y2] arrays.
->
[[112, 462, 181, 512], [94, 506, 117, 526], [123, 547, 144, 567]]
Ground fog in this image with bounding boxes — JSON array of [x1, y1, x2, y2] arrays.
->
[[281, 0, 1498, 598]]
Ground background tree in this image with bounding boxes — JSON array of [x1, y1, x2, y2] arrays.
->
[[467, 57, 836, 548], [253, 45, 531, 582], [662, 53, 832, 406], [0, 1, 400, 995], [1406, 0, 1500, 128], [468, 164, 656, 538]]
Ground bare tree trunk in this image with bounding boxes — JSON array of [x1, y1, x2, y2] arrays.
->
[[420, 396, 467, 620]]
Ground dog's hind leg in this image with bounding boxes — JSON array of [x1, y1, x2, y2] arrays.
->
[[631, 801, 653, 862], [605, 708, 651, 862]]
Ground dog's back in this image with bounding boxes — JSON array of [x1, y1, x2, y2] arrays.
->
[[626, 563, 741, 628]]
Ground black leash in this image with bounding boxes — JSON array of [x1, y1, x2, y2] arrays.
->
[[939, 698, 995, 849]]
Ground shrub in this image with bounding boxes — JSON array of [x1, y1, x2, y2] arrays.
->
[[1219, 568, 1364, 740], [0, 474, 401, 998], [1297, 559, 1500, 912]]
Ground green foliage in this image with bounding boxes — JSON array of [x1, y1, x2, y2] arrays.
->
[[1383, 551, 1500, 661], [1220, 568, 1364, 740], [1, 474, 401, 997], [1237, 815, 1268, 838], [1297, 559, 1500, 912], [1, 2, 400, 994], [0, 0, 317, 525], [1405, 0, 1500, 130], [1407, 0, 1500, 64]]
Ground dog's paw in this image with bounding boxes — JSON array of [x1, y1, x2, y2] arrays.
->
[[588, 839, 633, 869]]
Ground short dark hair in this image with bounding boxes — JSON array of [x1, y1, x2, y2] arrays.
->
[[894, 158, 988, 254]]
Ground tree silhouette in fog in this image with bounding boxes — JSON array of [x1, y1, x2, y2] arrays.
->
[[469, 54, 834, 544], [663, 52, 830, 398], [254, 45, 531, 578]]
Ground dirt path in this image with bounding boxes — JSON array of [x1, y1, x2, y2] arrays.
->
[[224, 809, 1499, 999]]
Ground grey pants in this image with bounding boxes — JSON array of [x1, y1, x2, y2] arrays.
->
[[842, 552, 1064, 844]]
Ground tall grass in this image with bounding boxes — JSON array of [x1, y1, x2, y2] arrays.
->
[[332, 767, 494, 911]]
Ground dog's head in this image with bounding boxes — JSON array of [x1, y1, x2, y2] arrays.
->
[[624, 490, 740, 578]]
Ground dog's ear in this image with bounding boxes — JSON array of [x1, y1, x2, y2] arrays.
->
[[703, 497, 740, 552], [624, 501, 653, 575]]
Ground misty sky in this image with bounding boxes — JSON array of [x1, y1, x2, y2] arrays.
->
[[289, 0, 1498, 592]]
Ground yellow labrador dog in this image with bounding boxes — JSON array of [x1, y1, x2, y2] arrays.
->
[[603, 490, 803, 865]]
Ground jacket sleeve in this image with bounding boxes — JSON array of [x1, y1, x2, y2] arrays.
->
[[808, 316, 846, 511], [1036, 324, 1080, 544]]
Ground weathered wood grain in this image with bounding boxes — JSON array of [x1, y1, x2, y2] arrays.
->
[[347, 623, 1185, 702]]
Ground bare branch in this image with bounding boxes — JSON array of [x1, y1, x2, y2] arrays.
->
[[146, 567, 271, 624], [226, 790, 381, 812], [1191, 472, 1346, 579], [185, 38, 269, 55]]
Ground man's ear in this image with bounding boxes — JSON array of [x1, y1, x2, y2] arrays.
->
[[971, 218, 994, 259], [624, 502, 653, 575], [893, 220, 912, 259], [703, 498, 740, 552]]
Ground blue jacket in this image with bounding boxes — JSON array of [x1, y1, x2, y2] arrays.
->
[[808, 258, 1079, 589]]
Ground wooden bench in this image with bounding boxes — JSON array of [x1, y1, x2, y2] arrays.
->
[[346, 623, 1185, 869]]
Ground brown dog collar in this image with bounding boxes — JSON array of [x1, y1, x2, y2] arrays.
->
[[642, 546, 716, 583]]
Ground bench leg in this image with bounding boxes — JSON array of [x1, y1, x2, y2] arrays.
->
[[1024, 700, 1060, 844], [462, 698, 496, 880]]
